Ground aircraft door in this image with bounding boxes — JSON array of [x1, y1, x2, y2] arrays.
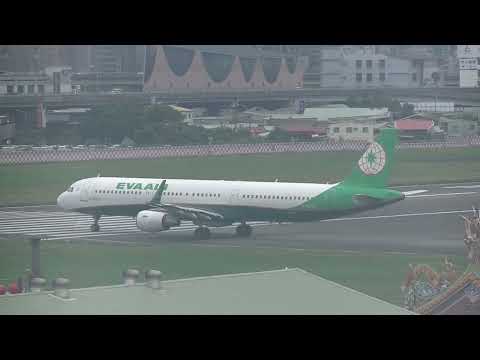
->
[[79, 181, 91, 202]]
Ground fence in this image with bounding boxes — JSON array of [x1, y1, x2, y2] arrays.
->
[[1, 136, 480, 165]]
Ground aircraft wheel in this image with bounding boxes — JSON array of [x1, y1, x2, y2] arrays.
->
[[236, 224, 252, 237], [194, 227, 211, 240]]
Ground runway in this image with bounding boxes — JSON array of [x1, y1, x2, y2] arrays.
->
[[1, 182, 480, 255]]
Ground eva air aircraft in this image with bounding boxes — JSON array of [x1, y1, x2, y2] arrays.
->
[[57, 129, 405, 240]]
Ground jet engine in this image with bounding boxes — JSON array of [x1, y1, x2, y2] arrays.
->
[[136, 210, 180, 232]]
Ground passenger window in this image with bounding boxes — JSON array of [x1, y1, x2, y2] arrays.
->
[[218, 194, 220, 197]]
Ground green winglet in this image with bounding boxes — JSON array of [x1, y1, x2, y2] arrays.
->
[[150, 180, 167, 205]]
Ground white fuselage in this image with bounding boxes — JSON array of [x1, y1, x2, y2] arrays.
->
[[57, 177, 335, 213]]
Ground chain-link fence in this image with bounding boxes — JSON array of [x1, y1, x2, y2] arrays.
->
[[1, 136, 480, 166]]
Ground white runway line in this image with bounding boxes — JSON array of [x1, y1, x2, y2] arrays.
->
[[406, 191, 477, 198], [402, 190, 428, 196], [321, 209, 473, 222], [443, 185, 480, 189]]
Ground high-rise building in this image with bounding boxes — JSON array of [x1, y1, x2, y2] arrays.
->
[[0, 45, 145, 74], [302, 45, 455, 89], [457, 45, 480, 88]]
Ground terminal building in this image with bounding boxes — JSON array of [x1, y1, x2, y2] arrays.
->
[[143, 45, 308, 92]]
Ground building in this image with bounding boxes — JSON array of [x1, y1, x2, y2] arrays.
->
[[438, 116, 478, 136], [143, 45, 308, 92], [0, 114, 14, 144], [70, 72, 143, 93], [328, 116, 389, 142], [0, 67, 72, 95], [457, 45, 480, 88], [0, 46, 146, 82], [0, 268, 413, 315], [403, 102, 455, 113], [303, 45, 453, 89], [169, 105, 195, 123], [394, 116, 435, 140]]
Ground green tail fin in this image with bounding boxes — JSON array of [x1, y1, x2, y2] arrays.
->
[[341, 128, 398, 188]]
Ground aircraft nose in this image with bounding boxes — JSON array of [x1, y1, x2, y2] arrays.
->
[[57, 192, 66, 209]]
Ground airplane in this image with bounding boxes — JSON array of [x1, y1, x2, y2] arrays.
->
[[57, 128, 406, 240]]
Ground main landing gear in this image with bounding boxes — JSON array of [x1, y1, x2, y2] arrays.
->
[[90, 214, 101, 232], [194, 226, 211, 240], [236, 223, 252, 237]]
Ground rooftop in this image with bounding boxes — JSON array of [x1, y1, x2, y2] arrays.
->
[[303, 107, 390, 121], [169, 105, 193, 113], [394, 118, 434, 131], [0, 268, 413, 315]]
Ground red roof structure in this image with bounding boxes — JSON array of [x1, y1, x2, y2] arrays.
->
[[394, 118, 434, 131]]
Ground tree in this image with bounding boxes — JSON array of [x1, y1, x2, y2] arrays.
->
[[267, 127, 291, 142], [79, 100, 144, 144]]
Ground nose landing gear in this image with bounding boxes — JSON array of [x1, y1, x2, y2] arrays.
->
[[90, 214, 101, 232]]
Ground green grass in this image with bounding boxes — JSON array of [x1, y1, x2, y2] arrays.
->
[[0, 238, 468, 306], [1, 147, 480, 205]]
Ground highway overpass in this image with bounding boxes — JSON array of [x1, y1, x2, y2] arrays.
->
[[0, 87, 479, 110]]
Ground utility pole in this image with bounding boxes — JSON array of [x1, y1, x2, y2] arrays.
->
[[30, 236, 41, 277]]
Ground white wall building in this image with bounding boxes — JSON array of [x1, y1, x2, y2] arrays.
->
[[457, 45, 480, 88], [403, 102, 455, 113], [327, 116, 389, 142]]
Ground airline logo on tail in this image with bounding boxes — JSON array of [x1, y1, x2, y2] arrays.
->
[[358, 142, 386, 175]]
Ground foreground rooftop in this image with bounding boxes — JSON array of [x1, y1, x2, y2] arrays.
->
[[0, 268, 413, 315]]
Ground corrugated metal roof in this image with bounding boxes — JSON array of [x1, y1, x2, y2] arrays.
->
[[394, 119, 434, 130], [169, 105, 192, 112], [0, 268, 413, 315], [303, 107, 390, 121]]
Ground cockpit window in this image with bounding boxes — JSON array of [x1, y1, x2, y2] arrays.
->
[[67, 186, 74, 192]]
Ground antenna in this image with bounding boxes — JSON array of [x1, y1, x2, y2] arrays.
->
[[97, 170, 101, 177]]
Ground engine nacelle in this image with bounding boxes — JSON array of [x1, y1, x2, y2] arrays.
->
[[136, 210, 180, 232]]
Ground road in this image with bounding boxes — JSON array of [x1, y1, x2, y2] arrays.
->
[[1, 182, 479, 255]]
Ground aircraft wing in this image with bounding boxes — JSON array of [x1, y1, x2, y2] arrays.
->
[[147, 180, 225, 223], [155, 204, 225, 223]]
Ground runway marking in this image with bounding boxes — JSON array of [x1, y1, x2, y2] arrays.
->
[[0, 205, 57, 210], [393, 182, 480, 189], [443, 185, 480, 189], [0, 208, 472, 242], [406, 191, 477, 198], [402, 190, 428, 196], [322, 209, 473, 222]]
